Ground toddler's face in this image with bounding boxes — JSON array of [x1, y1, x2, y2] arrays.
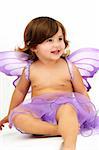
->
[[31, 27, 65, 62]]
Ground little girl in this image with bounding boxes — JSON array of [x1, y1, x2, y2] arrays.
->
[[0, 16, 99, 150]]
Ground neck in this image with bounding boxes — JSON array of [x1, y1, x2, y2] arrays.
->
[[38, 58, 60, 67]]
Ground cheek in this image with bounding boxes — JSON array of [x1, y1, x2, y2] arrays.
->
[[40, 43, 50, 50], [41, 45, 52, 53], [61, 42, 65, 49], [38, 47, 49, 55]]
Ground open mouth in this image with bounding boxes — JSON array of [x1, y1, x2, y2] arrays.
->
[[51, 50, 60, 54]]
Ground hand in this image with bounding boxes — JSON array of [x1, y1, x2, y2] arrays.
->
[[0, 120, 5, 131], [0, 115, 9, 131]]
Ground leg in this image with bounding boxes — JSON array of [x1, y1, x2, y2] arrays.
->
[[13, 113, 59, 136], [56, 104, 79, 150]]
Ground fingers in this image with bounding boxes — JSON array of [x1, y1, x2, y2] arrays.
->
[[0, 124, 4, 130], [0, 120, 5, 130]]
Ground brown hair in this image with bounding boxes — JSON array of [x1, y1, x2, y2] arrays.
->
[[17, 16, 69, 61]]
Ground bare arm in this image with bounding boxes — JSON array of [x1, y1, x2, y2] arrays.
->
[[0, 69, 31, 125], [71, 64, 90, 99]]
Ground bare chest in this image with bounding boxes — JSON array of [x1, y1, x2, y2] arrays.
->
[[29, 60, 72, 90]]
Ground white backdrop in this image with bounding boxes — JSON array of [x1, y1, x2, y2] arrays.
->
[[0, 0, 99, 149]]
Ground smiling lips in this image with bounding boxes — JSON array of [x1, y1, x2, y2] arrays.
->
[[51, 50, 60, 54]]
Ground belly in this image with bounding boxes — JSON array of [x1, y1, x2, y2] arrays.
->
[[32, 85, 73, 96]]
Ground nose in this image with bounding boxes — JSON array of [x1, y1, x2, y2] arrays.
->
[[53, 40, 60, 48]]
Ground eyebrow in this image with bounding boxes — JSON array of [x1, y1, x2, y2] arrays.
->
[[48, 35, 63, 39], [58, 35, 63, 37]]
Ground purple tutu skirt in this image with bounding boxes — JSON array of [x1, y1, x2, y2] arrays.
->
[[9, 92, 99, 136]]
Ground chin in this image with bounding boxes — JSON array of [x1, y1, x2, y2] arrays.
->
[[50, 56, 61, 61]]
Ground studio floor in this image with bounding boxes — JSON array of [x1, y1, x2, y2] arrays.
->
[[0, 125, 99, 150]]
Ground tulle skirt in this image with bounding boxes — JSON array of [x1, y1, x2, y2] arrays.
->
[[9, 92, 99, 136]]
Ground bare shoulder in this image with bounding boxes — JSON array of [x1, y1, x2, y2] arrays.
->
[[30, 61, 39, 70], [59, 58, 68, 67], [29, 61, 40, 78], [59, 58, 72, 80], [60, 58, 72, 70]]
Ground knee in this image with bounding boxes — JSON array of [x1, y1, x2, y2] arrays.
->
[[58, 104, 77, 115], [13, 114, 30, 127], [56, 104, 78, 121]]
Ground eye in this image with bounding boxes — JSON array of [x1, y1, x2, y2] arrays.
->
[[59, 37, 63, 41], [47, 38, 53, 42]]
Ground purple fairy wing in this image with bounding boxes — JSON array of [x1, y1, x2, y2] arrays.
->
[[67, 48, 99, 91], [0, 51, 31, 87]]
